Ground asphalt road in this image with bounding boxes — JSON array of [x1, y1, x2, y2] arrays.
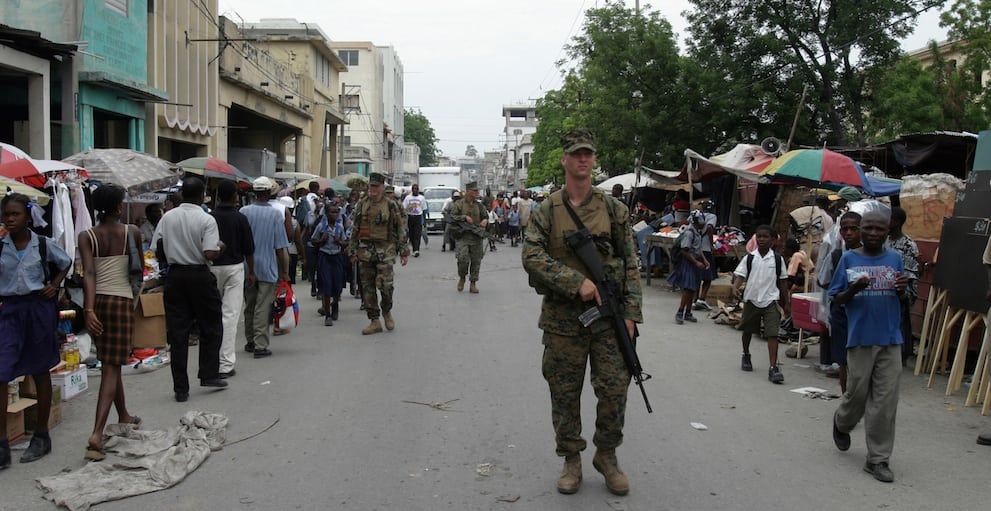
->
[[2, 237, 989, 510]]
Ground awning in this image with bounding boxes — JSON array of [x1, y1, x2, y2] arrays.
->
[[79, 71, 169, 103]]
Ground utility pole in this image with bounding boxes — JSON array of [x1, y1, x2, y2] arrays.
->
[[338, 81, 346, 177]]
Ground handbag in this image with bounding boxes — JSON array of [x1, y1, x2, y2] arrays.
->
[[272, 281, 299, 331]]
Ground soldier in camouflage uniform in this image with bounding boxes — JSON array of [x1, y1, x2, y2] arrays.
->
[[348, 173, 410, 335], [521, 129, 643, 496], [448, 181, 488, 293]]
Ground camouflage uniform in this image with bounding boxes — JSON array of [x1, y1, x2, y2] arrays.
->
[[448, 198, 486, 282], [522, 187, 643, 457], [348, 195, 410, 320]]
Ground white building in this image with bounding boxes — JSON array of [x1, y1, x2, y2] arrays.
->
[[502, 103, 538, 189], [330, 42, 404, 177]]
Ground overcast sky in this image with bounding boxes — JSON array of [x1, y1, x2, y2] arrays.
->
[[219, 0, 947, 158]]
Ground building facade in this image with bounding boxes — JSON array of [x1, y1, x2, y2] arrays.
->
[[501, 103, 537, 190]]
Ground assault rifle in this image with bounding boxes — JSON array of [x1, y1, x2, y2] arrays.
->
[[445, 214, 505, 243], [565, 227, 653, 413]]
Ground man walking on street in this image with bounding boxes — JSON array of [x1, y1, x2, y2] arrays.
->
[[240, 177, 290, 358], [210, 181, 255, 378], [449, 181, 488, 293], [403, 184, 426, 257], [151, 177, 227, 402], [349, 172, 410, 335], [829, 210, 908, 483], [522, 129, 643, 496]]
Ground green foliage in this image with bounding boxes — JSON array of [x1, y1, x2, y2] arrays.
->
[[865, 57, 944, 141], [686, 0, 931, 146], [403, 108, 439, 166], [940, 0, 991, 127]]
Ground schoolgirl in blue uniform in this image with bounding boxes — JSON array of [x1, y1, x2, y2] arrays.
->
[[0, 193, 72, 468]]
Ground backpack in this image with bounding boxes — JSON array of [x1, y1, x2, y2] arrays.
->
[[745, 252, 784, 281]]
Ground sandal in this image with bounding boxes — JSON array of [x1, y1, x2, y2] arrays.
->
[[272, 329, 288, 336], [118, 416, 143, 428], [84, 446, 106, 462]]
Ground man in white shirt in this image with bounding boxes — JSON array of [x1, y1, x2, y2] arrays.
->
[[402, 184, 426, 257]]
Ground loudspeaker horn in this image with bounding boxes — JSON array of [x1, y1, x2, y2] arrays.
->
[[761, 137, 782, 156]]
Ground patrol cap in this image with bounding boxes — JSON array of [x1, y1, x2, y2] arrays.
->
[[369, 172, 386, 186], [253, 176, 277, 192], [465, 181, 479, 190], [561, 128, 596, 154], [384, 185, 395, 193], [837, 186, 864, 201], [452, 191, 462, 198]]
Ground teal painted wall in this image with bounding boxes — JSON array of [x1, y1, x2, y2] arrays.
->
[[79, 83, 145, 151], [80, 0, 148, 81], [0, 0, 75, 42]]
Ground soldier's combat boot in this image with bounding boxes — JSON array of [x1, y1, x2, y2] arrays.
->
[[457, 277, 465, 292], [556, 454, 582, 494], [469, 281, 479, 294], [362, 319, 383, 335], [592, 450, 629, 496], [383, 311, 395, 331]]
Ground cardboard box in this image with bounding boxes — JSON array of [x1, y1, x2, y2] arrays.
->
[[133, 292, 167, 348], [792, 292, 827, 333], [24, 386, 61, 432], [51, 367, 88, 401], [706, 284, 735, 306], [5, 398, 36, 443]]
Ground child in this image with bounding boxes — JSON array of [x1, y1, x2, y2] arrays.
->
[[507, 205, 521, 247], [819, 211, 863, 392], [732, 225, 790, 383], [0, 194, 72, 467], [668, 211, 709, 324], [829, 210, 907, 484], [312, 204, 349, 326]]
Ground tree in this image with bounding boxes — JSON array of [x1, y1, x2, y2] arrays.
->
[[686, 0, 937, 147], [864, 57, 944, 141], [940, 0, 991, 124], [465, 145, 478, 158], [404, 108, 439, 166]]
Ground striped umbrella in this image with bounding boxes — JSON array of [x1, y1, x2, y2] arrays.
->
[[758, 149, 869, 191], [0, 158, 88, 188]]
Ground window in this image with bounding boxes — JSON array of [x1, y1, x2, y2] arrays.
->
[[314, 54, 332, 88], [106, 0, 128, 15], [343, 136, 351, 146], [342, 94, 360, 112], [339, 50, 359, 66]]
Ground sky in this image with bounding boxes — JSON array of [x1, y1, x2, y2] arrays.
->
[[219, 0, 947, 159]]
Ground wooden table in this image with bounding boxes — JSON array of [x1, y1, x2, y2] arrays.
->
[[645, 233, 677, 286]]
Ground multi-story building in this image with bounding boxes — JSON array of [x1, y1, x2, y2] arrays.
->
[[330, 41, 404, 178], [501, 103, 538, 189], [906, 39, 991, 88]]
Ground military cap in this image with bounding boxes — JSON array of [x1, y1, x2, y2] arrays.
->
[[561, 128, 596, 154], [384, 185, 395, 193], [369, 172, 386, 185], [837, 186, 864, 201], [465, 181, 479, 190]]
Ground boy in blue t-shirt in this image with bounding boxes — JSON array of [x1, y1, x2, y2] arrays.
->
[[828, 211, 908, 484]]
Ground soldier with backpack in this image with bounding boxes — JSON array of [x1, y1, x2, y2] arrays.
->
[[732, 224, 791, 383]]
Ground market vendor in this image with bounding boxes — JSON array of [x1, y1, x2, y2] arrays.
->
[[0, 193, 73, 468]]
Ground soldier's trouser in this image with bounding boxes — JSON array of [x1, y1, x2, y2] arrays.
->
[[542, 330, 631, 457], [455, 238, 484, 281], [359, 260, 394, 320], [835, 344, 901, 464]]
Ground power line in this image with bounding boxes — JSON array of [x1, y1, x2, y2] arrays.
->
[[529, 0, 588, 98]]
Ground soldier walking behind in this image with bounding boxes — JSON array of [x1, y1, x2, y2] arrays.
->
[[522, 129, 643, 496], [348, 173, 409, 335], [448, 181, 488, 293]]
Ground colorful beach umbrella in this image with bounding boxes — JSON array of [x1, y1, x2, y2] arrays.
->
[[758, 149, 869, 191], [0, 176, 51, 205], [0, 158, 88, 188]]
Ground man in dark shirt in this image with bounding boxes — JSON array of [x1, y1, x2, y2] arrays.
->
[[210, 181, 255, 378]]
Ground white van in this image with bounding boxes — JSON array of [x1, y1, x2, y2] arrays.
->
[[422, 186, 460, 233]]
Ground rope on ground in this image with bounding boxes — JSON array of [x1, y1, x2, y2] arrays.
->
[[224, 416, 281, 446], [401, 399, 462, 411]]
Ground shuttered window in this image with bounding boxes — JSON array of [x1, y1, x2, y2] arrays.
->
[[106, 0, 128, 16]]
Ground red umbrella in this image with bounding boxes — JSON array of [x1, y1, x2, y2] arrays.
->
[[177, 157, 253, 188], [0, 158, 88, 188], [0, 142, 29, 164]]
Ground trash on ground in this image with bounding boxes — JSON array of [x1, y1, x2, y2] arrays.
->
[[476, 463, 493, 476], [401, 398, 461, 411], [496, 495, 521, 502], [260, 381, 271, 385], [690, 422, 708, 431]]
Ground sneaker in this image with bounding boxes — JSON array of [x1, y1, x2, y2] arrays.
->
[[693, 299, 712, 311], [768, 366, 784, 384], [683, 312, 698, 323], [741, 353, 753, 372], [675, 312, 684, 325], [863, 461, 894, 483], [413, 251, 420, 258]]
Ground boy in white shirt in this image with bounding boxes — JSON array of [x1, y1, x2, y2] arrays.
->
[[732, 225, 791, 383]]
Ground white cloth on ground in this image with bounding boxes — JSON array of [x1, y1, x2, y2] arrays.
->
[[36, 411, 229, 511]]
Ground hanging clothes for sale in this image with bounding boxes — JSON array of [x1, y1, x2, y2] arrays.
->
[[69, 181, 93, 242], [48, 178, 77, 264]]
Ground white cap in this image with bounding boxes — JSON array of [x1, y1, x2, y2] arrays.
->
[[277, 196, 295, 209], [253, 176, 277, 192]]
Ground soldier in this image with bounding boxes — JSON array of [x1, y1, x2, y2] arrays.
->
[[522, 129, 643, 496], [448, 181, 488, 293], [348, 173, 410, 335]]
